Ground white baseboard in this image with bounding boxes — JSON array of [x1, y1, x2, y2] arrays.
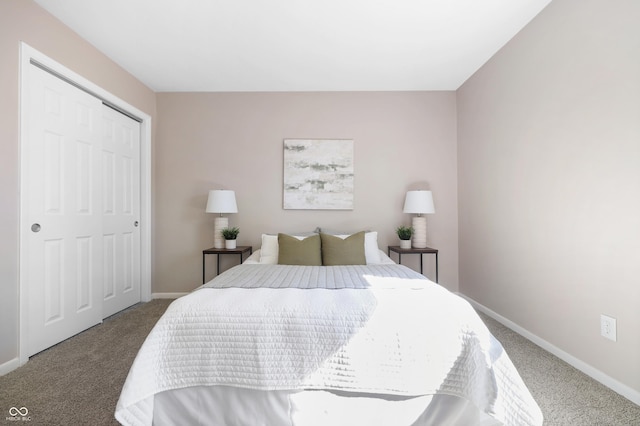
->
[[151, 292, 186, 299], [0, 357, 21, 376], [459, 294, 640, 406]]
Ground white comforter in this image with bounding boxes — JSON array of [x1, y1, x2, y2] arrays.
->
[[115, 264, 542, 426]]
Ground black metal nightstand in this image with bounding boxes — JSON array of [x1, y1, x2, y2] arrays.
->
[[388, 245, 438, 283], [202, 246, 253, 283]]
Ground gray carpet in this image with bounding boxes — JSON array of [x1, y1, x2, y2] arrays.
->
[[0, 299, 172, 426], [1, 299, 639, 425], [477, 312, 640, 426]]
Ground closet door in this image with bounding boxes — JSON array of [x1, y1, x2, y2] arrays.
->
[[101, 106, 141, 318], [23, 64, 143, 356], [25, 65, 103, 356]]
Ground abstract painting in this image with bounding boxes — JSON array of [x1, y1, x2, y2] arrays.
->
[[283, 139, 354, 210]]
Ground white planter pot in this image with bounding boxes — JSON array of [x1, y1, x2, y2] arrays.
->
[[225, 239, 237, 249], [399, 239, 411, 249]]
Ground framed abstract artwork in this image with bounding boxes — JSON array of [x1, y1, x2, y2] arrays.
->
[[283, 139, 354, 210]]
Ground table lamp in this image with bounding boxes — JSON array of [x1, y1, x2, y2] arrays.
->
[[206, 190, 238, 249], [403, 190, 435, 248]]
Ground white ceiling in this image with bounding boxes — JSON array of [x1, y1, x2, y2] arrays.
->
[[34, 0, 552, 92]]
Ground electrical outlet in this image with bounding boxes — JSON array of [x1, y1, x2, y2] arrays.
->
[[600, 314, 617, 342]]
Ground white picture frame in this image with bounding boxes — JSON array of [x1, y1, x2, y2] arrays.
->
[[283, 139, 354, 210]]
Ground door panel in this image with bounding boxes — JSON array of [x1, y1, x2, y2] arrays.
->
[[27, 65, 103, 356], [101, 106, 141, 318], [43, 239, 63, 324]]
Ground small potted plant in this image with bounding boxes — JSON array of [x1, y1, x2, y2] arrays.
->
[[221, 226, 240, 249], [396, 225, 413, 249]]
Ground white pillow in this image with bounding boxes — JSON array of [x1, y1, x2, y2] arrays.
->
[[365, 231, 382, 264], [259, 234, 279, 264], [333, 231, 381, 264]]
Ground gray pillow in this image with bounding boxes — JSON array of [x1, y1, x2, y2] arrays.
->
[[277, 233, 322, 265], [320, 232, 366, 266]]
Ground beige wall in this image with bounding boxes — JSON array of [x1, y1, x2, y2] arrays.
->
[[457, 0, 640, 395], [0, 0, 155, 368], [155, 92, 458, 293]]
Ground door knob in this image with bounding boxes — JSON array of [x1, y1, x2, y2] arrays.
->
[[134, 221, 139, 227], [31, 223, 41, 232]]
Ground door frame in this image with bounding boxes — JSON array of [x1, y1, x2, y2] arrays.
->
[[18, 42, 152, 365]]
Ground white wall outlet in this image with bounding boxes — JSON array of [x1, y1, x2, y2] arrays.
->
[[600, 314, 617, 342]]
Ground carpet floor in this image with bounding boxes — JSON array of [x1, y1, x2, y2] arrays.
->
[[1, 299, 639, 425]]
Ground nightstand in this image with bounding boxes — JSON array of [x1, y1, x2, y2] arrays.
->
[[202, 246, 253, 283], [388, 246, 438, 283]]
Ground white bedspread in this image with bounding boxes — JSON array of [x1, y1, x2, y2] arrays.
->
[[115, 264, 542, 426]]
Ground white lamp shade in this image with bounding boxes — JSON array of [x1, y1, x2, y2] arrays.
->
[[403, 190, 435, 214], [206, 190, 238, 214]]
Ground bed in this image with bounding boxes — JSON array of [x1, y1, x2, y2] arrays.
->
[[115, 232, 543, 426]]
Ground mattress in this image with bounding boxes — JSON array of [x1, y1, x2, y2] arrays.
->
[[115, 263, 542, 426]]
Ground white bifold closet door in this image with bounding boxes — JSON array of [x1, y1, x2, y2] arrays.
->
[[25, 64, 141, 357]]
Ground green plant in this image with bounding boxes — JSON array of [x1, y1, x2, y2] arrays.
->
[[221, 226, 240, 240], [395, 226, 413, 240]]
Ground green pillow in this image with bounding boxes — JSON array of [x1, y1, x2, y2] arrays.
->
[[320, 232, 366, 266], [277, 233, 322, 265]]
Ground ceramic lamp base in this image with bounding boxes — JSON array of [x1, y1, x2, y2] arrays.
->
[[411, 216, 428, 248], [213, 216, 228, 249]]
